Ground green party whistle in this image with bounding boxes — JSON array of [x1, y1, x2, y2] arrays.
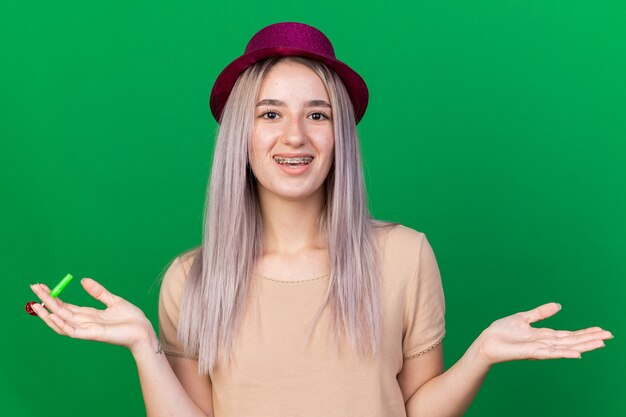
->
[[49, 273, 74, 297]]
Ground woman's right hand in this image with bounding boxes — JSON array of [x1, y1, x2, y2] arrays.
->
[[30, 278, 155, 354]]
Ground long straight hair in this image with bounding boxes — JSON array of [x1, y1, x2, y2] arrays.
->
[[177, 56, 396, 374]]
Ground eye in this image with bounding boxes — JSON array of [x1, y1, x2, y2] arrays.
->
[[259, 110, 280, 120], [309, 112, 331, 121]]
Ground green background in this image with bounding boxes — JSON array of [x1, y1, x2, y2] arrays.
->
[[1, 1, 624, 416]]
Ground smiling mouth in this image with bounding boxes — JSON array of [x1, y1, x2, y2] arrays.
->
[[273, 156, 314, 166]]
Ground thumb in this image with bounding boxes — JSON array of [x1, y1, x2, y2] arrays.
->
[[81, 278, 117, 307], [519, 302, 562, 324]]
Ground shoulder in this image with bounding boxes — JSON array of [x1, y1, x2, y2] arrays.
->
[[371, 221, 432, 277], [178, 247, 200, 276], [160, 247, 201, 299], [378, 222, 427, 255]]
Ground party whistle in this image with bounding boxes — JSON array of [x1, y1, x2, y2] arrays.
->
[[25, 273, 74, 316]]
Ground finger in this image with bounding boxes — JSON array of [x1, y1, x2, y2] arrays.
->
[[31, 284, 75, 321], [539, 328, 613, 340], [48, 314, 85, 339], [553, 327, 604, 337], [519, 302, 561, 324], [39, 283, 81, 314], [31, 303, 67, 336], [563, 338, 607, 354], [81, 278, 117, 308], [552, 330, 614, 345], [532, 337, 607, 359], [38, 283, 103, 317], [52, 316, 104, 341], [532, 347, 582, 360], [68, 312, 105, 326]]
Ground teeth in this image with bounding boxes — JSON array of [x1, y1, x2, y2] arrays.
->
[[274, 156, 313, 165]]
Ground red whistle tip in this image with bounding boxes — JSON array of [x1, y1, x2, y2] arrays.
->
[[25, 301, 38, 316]]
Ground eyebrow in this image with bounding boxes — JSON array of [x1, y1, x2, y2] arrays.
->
[[255, 99, 331, 108]]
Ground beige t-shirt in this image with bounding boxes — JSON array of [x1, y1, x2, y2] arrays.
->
[[158, 224, 446, 417]]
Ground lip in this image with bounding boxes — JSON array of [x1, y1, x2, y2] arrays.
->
[[273, 153, 315, 158]]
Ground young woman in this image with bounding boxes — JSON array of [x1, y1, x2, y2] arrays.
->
[[30, 22, 612, 417]]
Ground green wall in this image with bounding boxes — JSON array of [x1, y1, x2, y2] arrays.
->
[[1, 1, 624, 416]]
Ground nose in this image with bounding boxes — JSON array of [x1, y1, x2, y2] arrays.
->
[[281, 114, 307, 147]]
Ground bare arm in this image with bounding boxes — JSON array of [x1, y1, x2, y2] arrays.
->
[[404, 340, 489, 417], [132, 330, 213, 417], [30, 280, 212, 417], [397, 341, 486, 417], [165, 355, 214, 416]]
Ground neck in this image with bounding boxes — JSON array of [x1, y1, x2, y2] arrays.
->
[[257, 187, 327, 255]]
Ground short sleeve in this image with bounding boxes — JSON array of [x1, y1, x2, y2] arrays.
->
[[158, 256, 190, 357], [402, 233, 446, 360]]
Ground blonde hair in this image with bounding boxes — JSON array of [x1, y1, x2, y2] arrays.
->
[[176, 56, 396, 374]]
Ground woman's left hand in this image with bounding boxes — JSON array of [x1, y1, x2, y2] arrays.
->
[[474, 302, 613, 367]]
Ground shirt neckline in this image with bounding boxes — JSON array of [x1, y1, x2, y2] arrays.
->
[[253, 272, 330, 283]]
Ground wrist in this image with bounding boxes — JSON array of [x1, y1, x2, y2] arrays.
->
[[466, 333, 495, 372], [129, 322, 160, 359]]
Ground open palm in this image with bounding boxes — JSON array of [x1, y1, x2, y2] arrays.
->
[[476, 302, 613, 365], [30, 279, 153, 352]]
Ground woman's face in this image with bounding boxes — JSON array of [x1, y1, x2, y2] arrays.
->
[[249, 60, 334, 203]]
